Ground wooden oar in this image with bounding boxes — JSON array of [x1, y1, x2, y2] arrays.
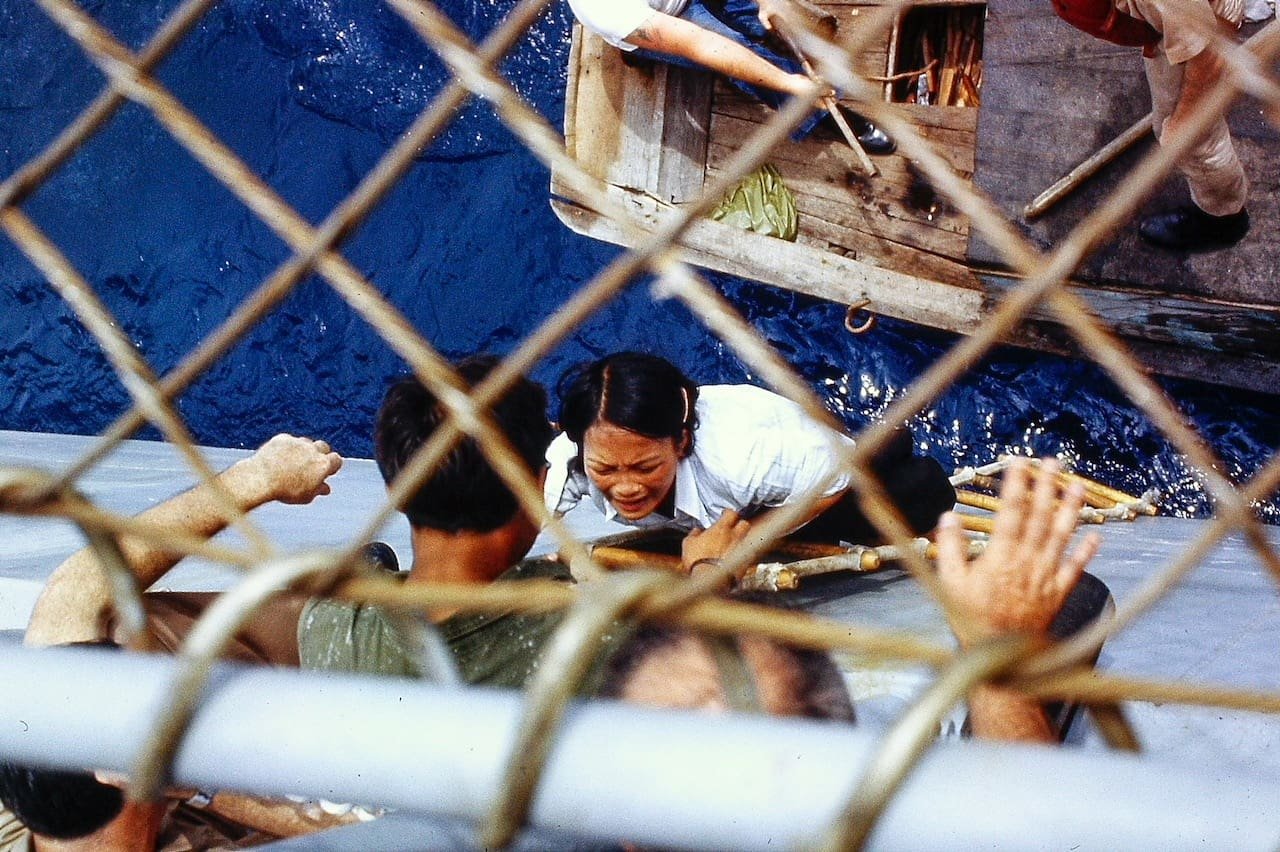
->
[[1023, 113, 1152, 219], [764, 12, 879, 177]]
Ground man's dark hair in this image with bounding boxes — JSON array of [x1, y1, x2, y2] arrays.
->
[[0, 763, 124, 839], [557, 352, 700, 450], [0, 642, 124, 839], [375, 355, 553, 533], [599, 605, 856, 723]]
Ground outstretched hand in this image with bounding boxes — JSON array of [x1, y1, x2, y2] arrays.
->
[[682, 509, 752, 575], [936, 458, 1101, 647], [238, 434, 343, 506]]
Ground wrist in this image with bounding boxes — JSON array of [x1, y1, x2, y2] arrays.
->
[[687, 557, 735, 591], [687, 557, 723, 573], [222, 457, 275, 509]]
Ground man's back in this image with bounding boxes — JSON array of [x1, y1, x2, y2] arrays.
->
[[297, 558, 624, 692]]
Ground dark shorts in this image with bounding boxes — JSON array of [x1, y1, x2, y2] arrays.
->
[[791, 428, 957, 545], [143, 591, 306, 666]]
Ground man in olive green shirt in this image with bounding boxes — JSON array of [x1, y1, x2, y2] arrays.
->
[[297, 557, 582, 686], [295, 355, 747, 688], [294, 356, 574, 686]]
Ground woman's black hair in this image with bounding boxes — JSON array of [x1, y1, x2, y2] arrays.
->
[[0, 764, 125, 839], [557, 352, 700, 450]]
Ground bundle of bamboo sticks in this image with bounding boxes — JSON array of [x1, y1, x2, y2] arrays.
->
[[582, 457, 1158, 591], [897, 7, 984, 107]]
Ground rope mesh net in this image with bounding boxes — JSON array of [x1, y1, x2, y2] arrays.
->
[[2, 0, 1279, 846]]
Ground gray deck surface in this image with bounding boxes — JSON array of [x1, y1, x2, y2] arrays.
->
[[2, 430, 1278, 846], [969, 0, 1280, 303]]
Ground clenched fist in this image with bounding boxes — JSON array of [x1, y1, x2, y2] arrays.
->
[[234, 434, 344, 506]]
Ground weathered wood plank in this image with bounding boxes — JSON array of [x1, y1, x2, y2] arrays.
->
[[575, 39, 711, 202], [615, 58, 665, 193], [657, 66, 713, 203], [713, 91, 980, 137], [708, 112, 974, 179], [791, 185, 969, 257], [981, 273, 1280, 358], [565, 29, 627, 184], [551, 193, 989, 326], [707, 116, 972, 246], [796, 211, 976, 284]]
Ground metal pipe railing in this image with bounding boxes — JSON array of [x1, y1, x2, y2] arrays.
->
[[1, 645, 1277, 851]]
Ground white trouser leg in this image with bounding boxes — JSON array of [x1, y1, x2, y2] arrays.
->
[[1143, 51, 1248, 216]]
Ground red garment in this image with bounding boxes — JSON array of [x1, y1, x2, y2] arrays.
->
[[1050, 0, 1161, 54]]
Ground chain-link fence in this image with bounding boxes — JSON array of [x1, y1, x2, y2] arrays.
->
[[2, 0, 1279, 847]]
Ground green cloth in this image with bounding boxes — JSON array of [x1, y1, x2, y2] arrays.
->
[[709, 163, 798, 241], [298, 558, 621, 692]]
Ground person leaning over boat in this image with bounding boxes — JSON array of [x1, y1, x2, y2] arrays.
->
[[301, 355, 1095, 743], [291, 357, 749, 685], [564, 0, 896, 153], [545, 351, 956, 552], [1050, 0, 1249, 251], [10, 434, 368, 849]]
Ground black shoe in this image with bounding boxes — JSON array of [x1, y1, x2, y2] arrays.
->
[[360, 541, 400, 575], [1137, 205, 1249, 252], [816, 106, 896, 155]]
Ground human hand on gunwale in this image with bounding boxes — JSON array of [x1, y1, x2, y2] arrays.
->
[[682, 509, 752, 577], [936, 458, 1101, 647]]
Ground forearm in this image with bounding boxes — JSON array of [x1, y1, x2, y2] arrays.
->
[[206, 792, 366, 837], [626, 13, 811, 96], [968, 685, 1055, 743], [25, 458, 274, 646]]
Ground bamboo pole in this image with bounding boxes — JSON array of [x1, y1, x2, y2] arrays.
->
[[765, 13, 879, 176], [956, 490, 1001, 512], [1024, 114, 1153, 219]]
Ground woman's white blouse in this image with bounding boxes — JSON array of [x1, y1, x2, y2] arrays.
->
[[565, 0, 690, 51], [543, 384, 854, 530]]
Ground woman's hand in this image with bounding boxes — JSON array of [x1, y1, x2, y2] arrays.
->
[[681, 509, 752, 576]]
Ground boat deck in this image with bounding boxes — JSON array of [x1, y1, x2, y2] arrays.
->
[[552, 0, 1280, 393], [972, 0, 1280, 306]]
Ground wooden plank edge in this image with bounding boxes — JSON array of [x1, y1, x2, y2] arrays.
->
[[1006, 321, 1280, 397], [563, 24, 584, 158], [549, 189, 985, 331]]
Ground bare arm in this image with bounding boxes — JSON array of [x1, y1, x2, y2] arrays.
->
[[204, 792, 368, 837], [625, 11, 813, 97], [936, 459, 1101, 743], [25, 434, 342, 647]]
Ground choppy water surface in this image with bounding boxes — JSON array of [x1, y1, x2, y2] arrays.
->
[[0, 0, 1275, 520]]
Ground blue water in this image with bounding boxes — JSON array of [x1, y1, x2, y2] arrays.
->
[[0, 1, 1276, 520]]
